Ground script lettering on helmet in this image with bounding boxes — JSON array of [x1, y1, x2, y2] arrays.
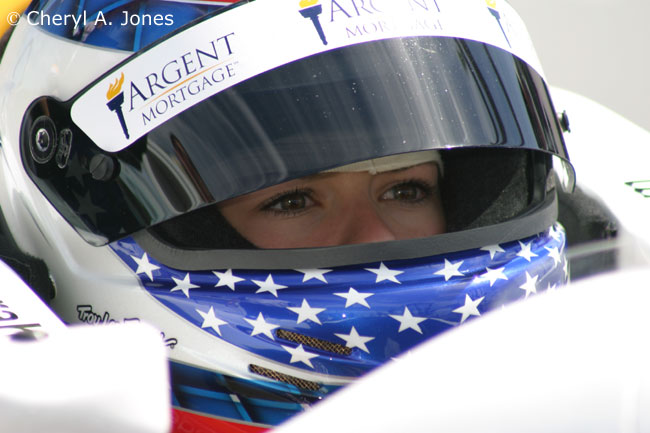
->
[[0, 300, 43, 335], [161, 332, 178, 349], [76, 305, 178, 348], [77, 304, 125, 324]]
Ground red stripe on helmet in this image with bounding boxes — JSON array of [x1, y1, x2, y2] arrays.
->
[[172, 408, 269, 433]]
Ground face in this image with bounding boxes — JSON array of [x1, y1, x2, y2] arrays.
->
[[218, 162, 445, 248]]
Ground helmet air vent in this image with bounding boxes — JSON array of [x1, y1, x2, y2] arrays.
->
[[248, 364, 321, 391], [276, 329, 352, 356]]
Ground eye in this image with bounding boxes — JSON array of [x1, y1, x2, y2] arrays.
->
[[262, 189, 314, 214], [381, 181, 433, 203]]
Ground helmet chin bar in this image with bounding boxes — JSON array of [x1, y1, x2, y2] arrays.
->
[[111, 220, 568, 427]]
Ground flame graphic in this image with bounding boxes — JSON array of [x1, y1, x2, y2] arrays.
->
[[485, 0, 497, 8], [299, 0, 318, 8], [106, 73, 125, 101]]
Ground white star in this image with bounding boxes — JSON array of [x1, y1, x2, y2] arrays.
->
[[132, 252, 160, 281], [288, 299, 325, 324], [365, 262, 403, 284], [563, 259, 570, 278], [452, 294, 484, 323], [545, 246, 562, 267], [244, 313, 279, 339], [479, 267, 508, 287], [282, 344, 319, 368], [519, 272, 538, 298], [252, 274, 288, 297], [334, 287, 374, 308], [549, 225, 562, 241], [196, 306, 227, 336], [547, 282, 558, 292], [435, 259, 465, 281], [516, 241, 538, 262], [295, 268, 332, 283], [170, 273, 199, 298], [389, 307, 427, 333], [481, 244, 505, 260], [335, 326, 375, 353], [213, 269, 244, 290]]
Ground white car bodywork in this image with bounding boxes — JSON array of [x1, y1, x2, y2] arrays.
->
[[0, 260, 170, 433]]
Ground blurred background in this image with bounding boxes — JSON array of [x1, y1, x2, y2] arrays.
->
[[510, 0, 650, 132]]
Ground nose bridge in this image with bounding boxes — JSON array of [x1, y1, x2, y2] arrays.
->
[[339, 200, 396, 245]]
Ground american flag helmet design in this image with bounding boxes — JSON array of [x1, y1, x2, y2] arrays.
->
[[110, 223, 567, 426]]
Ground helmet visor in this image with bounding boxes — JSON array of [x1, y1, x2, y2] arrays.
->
[[23, 36, 572, 245]]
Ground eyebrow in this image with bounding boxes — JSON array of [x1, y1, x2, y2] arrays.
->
[[281, 162, 438, 187]]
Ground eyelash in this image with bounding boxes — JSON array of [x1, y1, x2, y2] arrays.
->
[[260, 187, 314, 216], [259, 178, 437, 216], [382, 179, 437, 204]]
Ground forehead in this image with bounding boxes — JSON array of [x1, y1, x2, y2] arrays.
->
[[229, 162, 440, 202]]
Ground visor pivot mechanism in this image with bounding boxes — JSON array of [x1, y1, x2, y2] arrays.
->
[[29, 116, 58, 164], [89, 154, 118, 181], [56, 129, 73, 169]]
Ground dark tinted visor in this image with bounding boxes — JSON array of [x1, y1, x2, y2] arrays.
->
[[22, 36, 572, 245]]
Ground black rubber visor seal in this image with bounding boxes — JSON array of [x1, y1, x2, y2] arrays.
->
[[133, 191, 557, 271]]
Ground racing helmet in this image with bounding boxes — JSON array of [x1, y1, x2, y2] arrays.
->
[[0, 0, 575, 431]]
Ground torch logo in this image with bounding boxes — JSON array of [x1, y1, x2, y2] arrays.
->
[[485, 0, 511, 48], [299, 0, 327, 46], [106, 73, 130, 139]]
